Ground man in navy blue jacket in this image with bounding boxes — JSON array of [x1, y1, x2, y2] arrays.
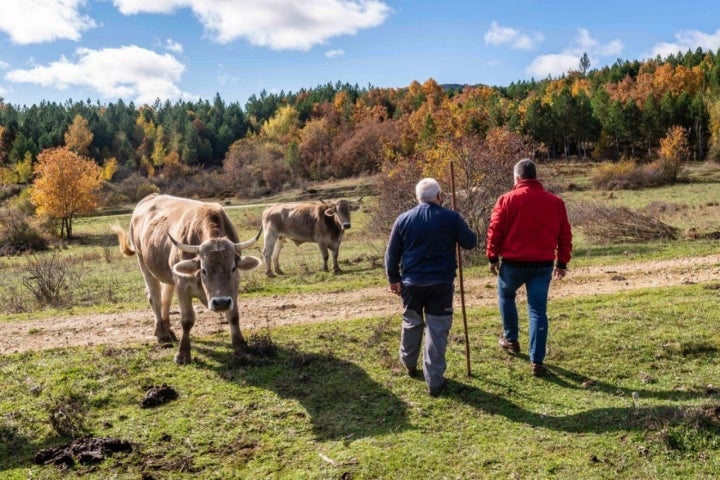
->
[[385, 178, 478, 397]]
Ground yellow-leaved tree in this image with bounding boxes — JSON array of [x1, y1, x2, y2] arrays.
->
[[30, 147, 103, 239], [64, 114, 94, 156], [658, 125, 691, 182]]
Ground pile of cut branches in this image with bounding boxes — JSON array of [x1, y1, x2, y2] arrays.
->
[[568, 201, 678, 244]]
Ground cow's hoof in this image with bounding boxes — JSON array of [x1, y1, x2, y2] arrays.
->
[[156, 334, 176, 344], [266, 272, 276, 278], [156, 327, 177, 343], [276, 269, 285, 275], [174, 352, 192, 365]]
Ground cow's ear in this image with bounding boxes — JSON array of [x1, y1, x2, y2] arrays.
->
[[350, 204, 360, 211], [237, 255, 262, 271], [324, 208, 335, 217], [172, 259, 201, 277]]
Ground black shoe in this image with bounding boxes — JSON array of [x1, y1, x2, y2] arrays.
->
[[428, 379, 448, 397], [406, 366, 418, 378], [531, 363, 546, 377], [499, 336, 520, 355]]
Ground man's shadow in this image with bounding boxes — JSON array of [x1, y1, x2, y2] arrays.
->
[[443, 359, 718, 434], [193, 339, 412, 441]]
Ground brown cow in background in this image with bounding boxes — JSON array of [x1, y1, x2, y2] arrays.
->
[[112, 194, 261, 364], [261, 198, 360, 277]]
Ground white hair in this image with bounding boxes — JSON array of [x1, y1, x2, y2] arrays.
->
[[415, 178, 442, 202]]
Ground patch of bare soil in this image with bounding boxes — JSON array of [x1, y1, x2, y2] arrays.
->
[[2, 254, 719, 355]]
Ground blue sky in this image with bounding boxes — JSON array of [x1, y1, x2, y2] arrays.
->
[[1, 0, 720, 108]]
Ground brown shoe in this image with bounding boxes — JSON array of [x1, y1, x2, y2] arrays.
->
[[531, 363, 546, 377], [498, 337, 520, 355]]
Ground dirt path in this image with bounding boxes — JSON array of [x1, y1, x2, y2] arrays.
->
[[2, 254, 719, 355]]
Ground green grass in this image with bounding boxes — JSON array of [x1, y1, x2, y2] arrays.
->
[[1, 284, 719, 479], [2, 162, 720, 478]]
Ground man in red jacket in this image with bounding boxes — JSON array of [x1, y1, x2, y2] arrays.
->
[[486, 159, 572, 377]]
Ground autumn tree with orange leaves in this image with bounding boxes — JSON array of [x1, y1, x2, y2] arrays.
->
[[30, 147, 104, 239]]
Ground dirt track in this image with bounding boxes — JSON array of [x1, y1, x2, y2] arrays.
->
[[2, 254, 719, 355]]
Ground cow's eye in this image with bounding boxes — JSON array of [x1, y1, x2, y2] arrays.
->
[[201, 269, 207, 276], [232, 266, 237, 273]]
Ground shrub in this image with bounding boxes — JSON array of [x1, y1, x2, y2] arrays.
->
[[21, 253, 77, 308], [0, 208, 48, 255], [591, 159, 674, 190]]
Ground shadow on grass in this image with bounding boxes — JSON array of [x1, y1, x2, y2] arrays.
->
[[0, 424, 63, 473], [446, 363, 718, 434], [193, 340, 411, 441]]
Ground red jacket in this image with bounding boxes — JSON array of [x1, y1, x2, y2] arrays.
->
[[486, 179, 572, 267]]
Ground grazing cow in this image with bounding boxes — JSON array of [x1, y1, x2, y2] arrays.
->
[[261, 198, 360, 277], [111, 194, 261, 364]]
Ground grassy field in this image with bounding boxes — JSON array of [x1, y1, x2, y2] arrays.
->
[[1, 161, 719, 479]]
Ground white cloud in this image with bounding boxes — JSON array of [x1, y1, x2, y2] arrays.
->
[[164, 38, 184, 53], [4, 45, 194, 104], [0, 0, 96, 44], [0, 60, 9, 70], [648, 29, 720, 59], [216, 64, 238, 85], [526, 54, 580, 79], [114, 0, 392, 50], [526, 29, 623, 79], [112, 0, 182, 14], [325, 49, 345, 58], [484, 21, 543, 51]]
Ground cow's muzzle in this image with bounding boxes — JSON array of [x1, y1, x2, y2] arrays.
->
[[209, 297, 234, 312], [342, 223, 351, 230]]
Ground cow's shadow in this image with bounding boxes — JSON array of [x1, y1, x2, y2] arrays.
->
[[0, 424, 38, 472], [193, 340, 411, 441]]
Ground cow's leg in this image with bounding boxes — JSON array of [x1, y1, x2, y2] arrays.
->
[[330, 245, 342, 274], [175, 295, 195, 365], [159, 283, 177, 342], [318, 243, 330, 272], [138, 262, 175, 344], [226, 308, 249, 362], [263, 233, 276, 277], [272, 237, 285, 275]]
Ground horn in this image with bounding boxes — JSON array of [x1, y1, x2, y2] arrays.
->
[[235, 228, 262, 251], [168, 233, 200, 254]]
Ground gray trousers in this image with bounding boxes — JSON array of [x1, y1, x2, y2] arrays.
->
[[401, 310, 453, 389]]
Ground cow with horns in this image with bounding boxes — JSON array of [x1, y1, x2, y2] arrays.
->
[[112, 194, 262, 364], [260, 198, 361, 277]]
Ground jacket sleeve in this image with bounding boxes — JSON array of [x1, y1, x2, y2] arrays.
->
[[485, 196, 506, 263], [456, 213, 478, 251], [556, 200, 572, 267], [385, 220, 403, 283]]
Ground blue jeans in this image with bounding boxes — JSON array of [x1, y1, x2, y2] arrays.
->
[[497, 263, 553, 364]]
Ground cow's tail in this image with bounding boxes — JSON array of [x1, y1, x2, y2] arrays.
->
[[111, 224, 136, 257]]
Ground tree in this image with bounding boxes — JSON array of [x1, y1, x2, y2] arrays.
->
[[658, 126, 691, 182], [64, 114, 94, 156], [30, 147, 103, 239], [579, 52, 591, 76]]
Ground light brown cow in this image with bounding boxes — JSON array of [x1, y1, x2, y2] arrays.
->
[[112, 194, 261, 364], [261, 198, 360, 277]]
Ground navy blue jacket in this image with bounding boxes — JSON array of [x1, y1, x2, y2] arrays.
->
[[385, 202, 478, 286]]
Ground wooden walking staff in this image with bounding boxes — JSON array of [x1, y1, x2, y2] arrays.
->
[[449, 161, 471, 376]]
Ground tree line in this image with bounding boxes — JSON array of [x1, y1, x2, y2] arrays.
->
[[2, 48, 720, 243]]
